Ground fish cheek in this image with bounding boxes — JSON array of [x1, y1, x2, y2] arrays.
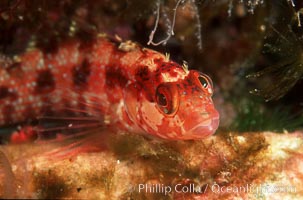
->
[[138, 95, 164, 135]]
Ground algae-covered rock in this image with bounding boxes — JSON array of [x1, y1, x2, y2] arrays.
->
[[0, 132, 302, 199]]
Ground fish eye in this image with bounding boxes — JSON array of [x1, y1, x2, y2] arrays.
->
[[155, 83, 179, 116], [156, 92, 167, 107], [198, 73, 213, 89], [199, 76, 209, 88]]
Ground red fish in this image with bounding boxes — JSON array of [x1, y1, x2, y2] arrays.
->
[[0, 36, 219, 140]]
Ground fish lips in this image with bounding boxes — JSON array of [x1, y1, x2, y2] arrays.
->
[[186, 113, 220, 139]]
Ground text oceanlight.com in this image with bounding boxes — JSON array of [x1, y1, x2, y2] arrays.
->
[[137, 183, 297, 196]]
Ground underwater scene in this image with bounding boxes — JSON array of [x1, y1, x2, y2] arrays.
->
[[0, 0, 303, 199]]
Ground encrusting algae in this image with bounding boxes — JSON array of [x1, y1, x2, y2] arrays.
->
[[0, 132, 303, 199]]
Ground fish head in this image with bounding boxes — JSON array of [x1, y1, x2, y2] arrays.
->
[[124, 62, 219, 140]]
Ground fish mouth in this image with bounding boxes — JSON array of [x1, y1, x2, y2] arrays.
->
[[187, 116, 219, 139]]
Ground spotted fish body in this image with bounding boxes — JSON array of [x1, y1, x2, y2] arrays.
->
[[0, 36, 219, 140]]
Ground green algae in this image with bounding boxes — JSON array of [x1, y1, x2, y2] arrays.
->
[[229, 96, 303, 132]]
